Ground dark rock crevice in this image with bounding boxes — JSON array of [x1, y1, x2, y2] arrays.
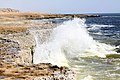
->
[[30, 46, 34, 64]]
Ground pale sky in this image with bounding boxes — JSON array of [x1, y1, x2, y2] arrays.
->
[[0, 0, 120, 13]]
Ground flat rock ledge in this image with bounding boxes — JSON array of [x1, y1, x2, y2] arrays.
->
[[0, 8, 100, 20], [0, 62, 76, 80]]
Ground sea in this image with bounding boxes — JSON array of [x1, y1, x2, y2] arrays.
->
[[31, 13, 120, 80]]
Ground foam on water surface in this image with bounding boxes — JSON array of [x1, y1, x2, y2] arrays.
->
[[32, 18, 118, 67]]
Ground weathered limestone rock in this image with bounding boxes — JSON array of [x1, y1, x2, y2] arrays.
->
[[0, 63, 76, 80], [0, 12, 77, 79], [0, 30, 76, 80], [0, 38, 20, 64]]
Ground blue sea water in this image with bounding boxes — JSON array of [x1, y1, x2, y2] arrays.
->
[[33, 14, 120, 80], [50, 13, 120, 45], [85, 13, 120, 46], [49, 14, 120, 80]]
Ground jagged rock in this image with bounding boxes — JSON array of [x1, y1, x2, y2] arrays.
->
[[0, 13, 77, 79], [116, 46, 120, 53], [0, 37, 20, 64], [0, 32, 76, 79]]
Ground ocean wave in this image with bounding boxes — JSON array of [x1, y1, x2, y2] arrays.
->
[[31, 18, 119, 67]]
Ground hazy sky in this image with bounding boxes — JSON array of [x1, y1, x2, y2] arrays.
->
[[0, 0, 120, 13]]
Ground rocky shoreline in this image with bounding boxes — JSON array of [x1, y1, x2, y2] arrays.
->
[[0, 20, 76, 80], [0, 62, 76, 80], [0, 8, 101, 80], [0, 8, 100, 20]]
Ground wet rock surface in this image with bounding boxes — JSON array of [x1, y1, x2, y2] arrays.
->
[[0, 12, 76, 79], [0, 38, 20, 64], [0, 32, 34, 64], [0, 30, 76, 80]]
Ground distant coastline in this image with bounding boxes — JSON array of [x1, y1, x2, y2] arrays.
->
[[0, 8, 100, 20]]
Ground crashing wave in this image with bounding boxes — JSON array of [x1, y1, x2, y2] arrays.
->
[[32, 18, 118, 66]]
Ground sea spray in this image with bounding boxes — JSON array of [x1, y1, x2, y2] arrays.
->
[[32, 18, 118, 67], [50, 18, 94, 58]]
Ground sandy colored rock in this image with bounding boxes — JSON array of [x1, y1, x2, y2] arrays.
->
[[0, 9, 83, 80], [0, 62, 76, 80], [0, 8, 100, 21], [0, 31, 76, 80]]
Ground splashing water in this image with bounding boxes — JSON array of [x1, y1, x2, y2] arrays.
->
[[32, 18, 117, 65], [31, 18, 119, 79]]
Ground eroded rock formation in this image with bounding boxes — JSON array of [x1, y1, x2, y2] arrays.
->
[[0, 13, 76, 79]]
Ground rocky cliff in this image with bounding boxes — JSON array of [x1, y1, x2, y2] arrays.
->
[[0, 8, 101, 80], [0, 18, 76, 80]]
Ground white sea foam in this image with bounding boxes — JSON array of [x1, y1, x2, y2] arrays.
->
[[88, 24, 114, 31], [32, 18, 118, 66], [81, 75, 93, 80]]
